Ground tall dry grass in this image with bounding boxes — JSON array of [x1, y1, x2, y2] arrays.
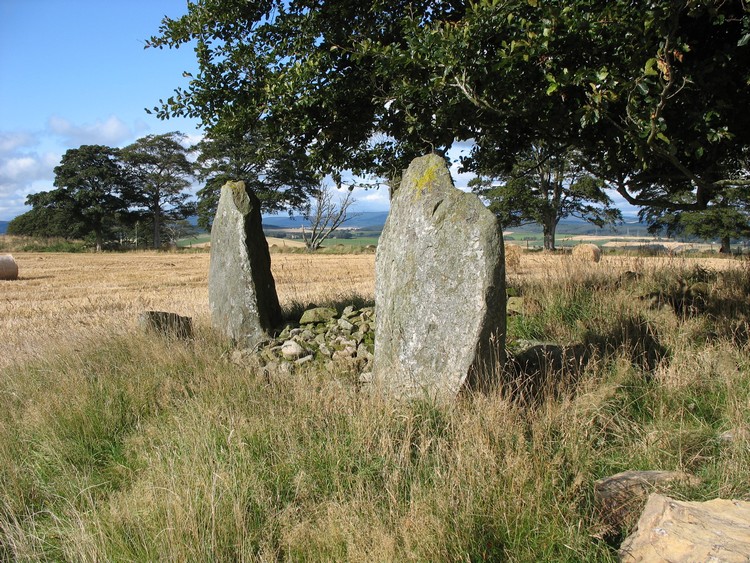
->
[[1, 249, 748, 561]]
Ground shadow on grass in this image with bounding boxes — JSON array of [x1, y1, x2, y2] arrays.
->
[[504, 316, 669, 405]]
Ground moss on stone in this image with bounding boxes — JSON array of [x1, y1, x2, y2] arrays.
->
[[227, 181, 251, 214]]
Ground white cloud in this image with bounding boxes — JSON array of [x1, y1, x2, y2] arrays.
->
[[0, 156, 38, 181], [349, 185, 390, 212], [0, 132, 35, 153], [0, 133, 61, 219], [0, 115, 201, 220], [449, 160, 476, 191], [181, 132, 205, 148], [47, 115, 135, 146]]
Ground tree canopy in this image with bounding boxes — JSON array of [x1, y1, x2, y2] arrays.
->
[[50, 145, 134, 251], [148, 0, 750, 219], [121, 132, 195, 248], [472, 144, 620, 251], [193, 125, 319, 230]]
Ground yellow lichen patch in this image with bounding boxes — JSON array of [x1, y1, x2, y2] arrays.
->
[[410, 160, 442, 198]]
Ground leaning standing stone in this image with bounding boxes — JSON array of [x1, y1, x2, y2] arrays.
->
[[209, 181, 282, 347], [373, 154, 506, 399]]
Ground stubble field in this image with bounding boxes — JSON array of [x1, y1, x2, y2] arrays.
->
[[1, 250, 741, 369], [1, 251, 375, 370]]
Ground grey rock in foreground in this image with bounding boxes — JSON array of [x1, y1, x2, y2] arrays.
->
[[373, 153, 506, 400], [620, 494, 750, 562], [138, 310, 193, 339], [208, 181, 282, 347]]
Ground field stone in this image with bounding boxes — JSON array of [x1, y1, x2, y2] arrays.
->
[[295, 354, 314, 365], [138, 310, 193, 340], [620, 494, 750, 562], [300, 307, 337, 324], [209, 181, 282, 347], [594, 470, 700, 535], [281, 340, 305, 360], [373, 153, 506, 399]]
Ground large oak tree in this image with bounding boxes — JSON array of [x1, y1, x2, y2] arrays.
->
[[122, 132, 195, 249], [50, 145, 133, 251], [148, 1, 750, 223], [193, 125, 319, 230]]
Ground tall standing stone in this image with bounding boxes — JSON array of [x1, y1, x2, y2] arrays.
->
[[373, 154, 506, 399], [209, 181, 282, 346]]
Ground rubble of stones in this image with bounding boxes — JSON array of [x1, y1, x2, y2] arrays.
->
[[231, 305, 375, 378]]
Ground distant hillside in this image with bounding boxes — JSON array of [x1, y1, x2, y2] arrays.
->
[[508, 217, 652, 238], [0, 213, 650, 239], [262, 211, 389, 231], [260, 212, 653, 237]]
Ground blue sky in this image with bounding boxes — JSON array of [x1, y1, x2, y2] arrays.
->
[[0, 1, 392, 221], [0, 0, 207, 220]]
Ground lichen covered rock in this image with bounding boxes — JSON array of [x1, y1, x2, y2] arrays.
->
[[208, 181, 282, 347], [373, 154, 506, 399]]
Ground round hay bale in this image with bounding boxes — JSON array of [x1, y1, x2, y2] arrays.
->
[[0, 254, 19, 280], [572, 243, 601, 263], [505, 244, 522, 270]]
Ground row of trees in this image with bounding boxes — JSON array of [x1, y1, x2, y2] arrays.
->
[[144, 0, 750, 252], [8, 131, 323, 250], [10, 133, 200, 250]]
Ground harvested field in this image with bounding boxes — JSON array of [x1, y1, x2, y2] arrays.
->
[[1, 252, 374, 370], [1, 249, 743, 370], [509, 251, 742, 281], [2, 247, 749, 562]]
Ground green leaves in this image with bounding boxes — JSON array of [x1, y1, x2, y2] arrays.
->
[[644, 57, 659, 76], [144, 0, 749, 220]]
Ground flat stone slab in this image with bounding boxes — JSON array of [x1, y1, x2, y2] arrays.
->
[[594, 470, 700, 535], [373, 153, 505, 399], [208, 181, 282, 347], [620, 494, 750, 562]]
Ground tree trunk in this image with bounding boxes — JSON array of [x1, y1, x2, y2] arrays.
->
[[153, 210, 161, 249], [543, 219, 557, 251], [719, 235, 731, 254]]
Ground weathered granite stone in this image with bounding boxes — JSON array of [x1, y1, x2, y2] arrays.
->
[[300, 307, 337, 325], [209, 181, 282, 346], [594, 470, 700, 535], [620, 494, 750, 562], [373, 154, 506, 399]]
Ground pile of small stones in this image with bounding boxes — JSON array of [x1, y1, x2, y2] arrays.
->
[[231, 305, 375, 377]]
